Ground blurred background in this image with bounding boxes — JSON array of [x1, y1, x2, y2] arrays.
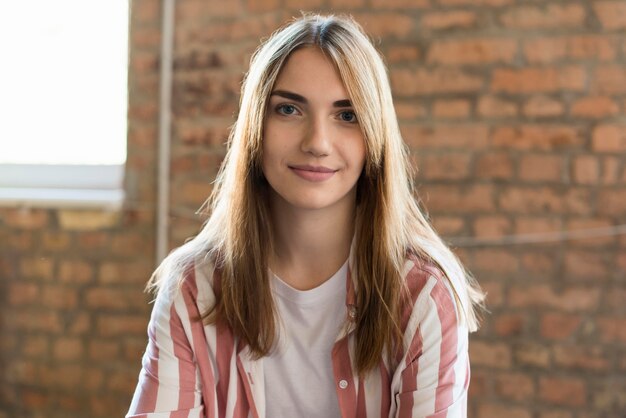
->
[[0, 0, 625, 417]]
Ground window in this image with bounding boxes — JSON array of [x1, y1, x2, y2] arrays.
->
[[0, 0, 129, 208]]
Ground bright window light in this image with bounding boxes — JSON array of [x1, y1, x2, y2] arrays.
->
[[0, 1, 129, 165]]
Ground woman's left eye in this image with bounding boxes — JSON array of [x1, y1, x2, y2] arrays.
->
[[339, 111, 357, 123]]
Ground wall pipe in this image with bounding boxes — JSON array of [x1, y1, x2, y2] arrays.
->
[[156, 0, 175, 266]]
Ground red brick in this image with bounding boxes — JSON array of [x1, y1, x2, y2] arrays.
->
[[514, 342, 551, 368], [97, 314, 148, 336], [76, 231, 109, 251], [500, 4, 585, 29], [478, 403, 531, 418], [391, 68, 483, 96], [370, 0, 429, 8], [521, 252, 558, 276], [85, 287, 146, 311], [601, 156, 623, 185], [539, 377, 587, 406], [493, 313, 526, 337], [421, 153, 471, 180], [509, 284, 601, 312], [540, 313, 582, 340], [420, 11, 477, 31], [491, 125, 583, 150], [564, 188, 593, 216], [7, 282, 39, 305], [593, 1, 626, 30], [523, 96, 564, 117], [427, 38, 516, 65], [597, 317, 626, 343], [6, 361, 38, 385], [19, 257, 54, 280], [494, 372, 535, 401], [468, 369, 488, 398], [597, 190, 626, 216], [330, 0, 365, 6], [41, 231, 72, 252], [247, 0, 280, 12], [131, 26, 161, 49], [432, 99, 471, 118], [479, 281, 504, 308], [492, 66, 586, 93], [20, 388, 51, 410], [176, 180, 214, 206], [53, 337, 84, 361], [178, 0, 244, 20], [478, 403, 532, 418], [420, 184, 495, 213], [572, 156, 600, 184], [431, 216, 465, 236], [11, 311, 63, 333], [439, 0, 512, 5], [477, 95, 518, 118], [473, 216, 511, 239], [524, 36, 618, 63], [22, 335, 49, 358], [474, 151, 514, 179], [470, 340, 512, 369], [592, 66, 626, 93], [132, 0, 159, 25], [128, 125, 157, 147], [88, 340, 120, 361], [386, 45, 420, 63], [107, 370, 141, 393], [564, 251, 608, 281], [499, 187, 563, 214], [353, 13, 414, 38], [59, 260, 94, 284], [403, 124, 489, 149], [566, 218, 616, 247], [515, 217, 562, 236], [41, 286, 78, 310], [539, 409, 573, 418], [472, 249, 519, 274], [395, 100, 427, 119], [3, 208, 49, 229], [592, 124, 626, 152], [552, 345, 609, 371], [518, 154, 563, 182], [68, 312, 92, 335], [571, 96, 619, 118], [99, 261, 153, 285]]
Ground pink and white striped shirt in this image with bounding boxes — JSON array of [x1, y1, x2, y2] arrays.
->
[[127, 254, 470, 418]]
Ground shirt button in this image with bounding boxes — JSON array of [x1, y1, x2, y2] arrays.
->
[[339, 379, 348, 389]]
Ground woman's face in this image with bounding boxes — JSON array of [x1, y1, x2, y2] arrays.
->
[[262, 47, 366, 214]]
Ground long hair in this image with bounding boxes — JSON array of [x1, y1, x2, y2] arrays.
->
[[148, 13, 485, 375]]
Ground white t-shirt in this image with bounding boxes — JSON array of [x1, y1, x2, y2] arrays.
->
[[264, 261, 348, 418]]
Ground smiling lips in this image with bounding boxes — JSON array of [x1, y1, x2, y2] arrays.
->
[[289, 164, 337, 182]]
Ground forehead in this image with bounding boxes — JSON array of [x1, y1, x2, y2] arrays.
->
[[272, 46, 349, 100]]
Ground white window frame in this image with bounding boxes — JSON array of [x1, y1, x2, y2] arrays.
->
[[0, 164, 125, 209]]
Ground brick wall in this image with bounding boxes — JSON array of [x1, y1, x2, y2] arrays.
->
[[1, 0, 624, 417]]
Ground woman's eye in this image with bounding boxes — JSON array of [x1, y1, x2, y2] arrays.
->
[[276, 104, 298, 115], [339, 111, 357, 123]]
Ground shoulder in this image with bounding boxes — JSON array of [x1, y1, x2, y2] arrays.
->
[[154, 252, 219, 317], [399, 254, 462, 333]]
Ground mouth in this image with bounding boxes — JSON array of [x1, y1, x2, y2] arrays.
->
[[288, 164, 338, 182]]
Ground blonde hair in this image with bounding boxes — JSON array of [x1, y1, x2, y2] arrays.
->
[[149, 13, 485, 374]]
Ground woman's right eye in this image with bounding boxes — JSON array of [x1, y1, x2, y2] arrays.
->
[[276, 104, 298, 115]]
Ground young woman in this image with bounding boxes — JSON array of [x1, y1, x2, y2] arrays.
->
[[127, 13, 484, 418]]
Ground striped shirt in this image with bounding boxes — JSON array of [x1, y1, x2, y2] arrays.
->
[[126, 254, 470, 418]]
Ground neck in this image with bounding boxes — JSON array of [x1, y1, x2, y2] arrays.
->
[[268, 192, 356, 290]]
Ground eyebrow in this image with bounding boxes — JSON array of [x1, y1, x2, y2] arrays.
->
[[270, 90, 352, 108]]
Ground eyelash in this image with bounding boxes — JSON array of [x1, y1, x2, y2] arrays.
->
[[274, 104, 358, 123]]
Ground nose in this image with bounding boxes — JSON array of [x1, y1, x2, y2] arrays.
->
[[300, 115, 332, 157]]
